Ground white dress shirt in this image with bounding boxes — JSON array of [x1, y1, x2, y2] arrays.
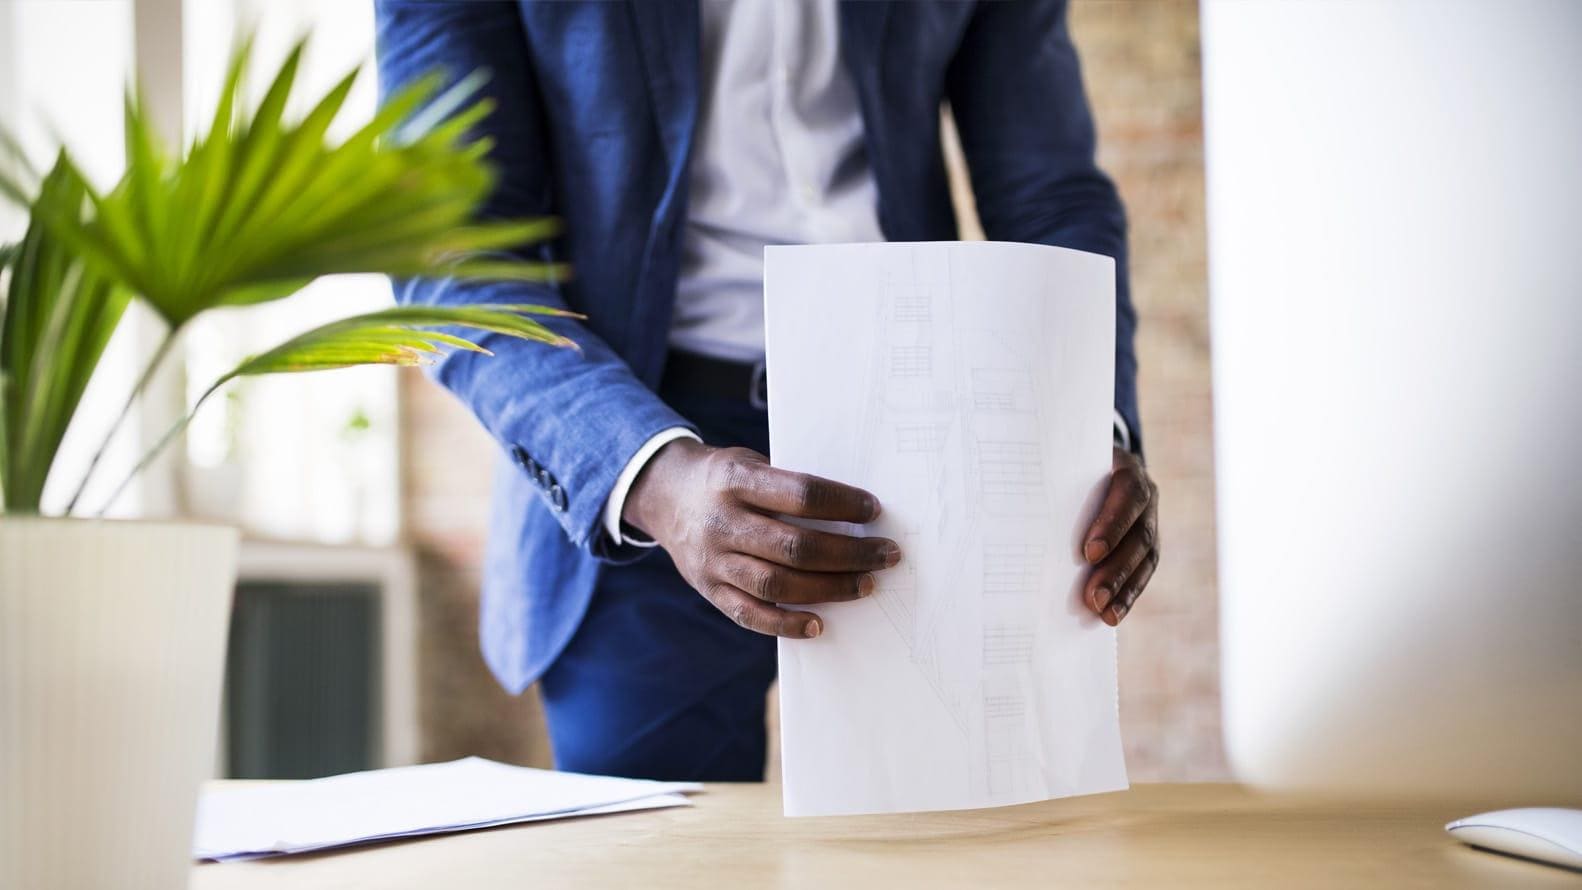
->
[[603, 0, 1129, 546], [604, 0, 880, 545], [668, 0, 885, 363]]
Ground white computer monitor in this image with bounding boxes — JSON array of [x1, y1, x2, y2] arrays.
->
[[1203, 0, 1582, 799]]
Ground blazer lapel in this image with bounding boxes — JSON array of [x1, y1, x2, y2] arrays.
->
[[628, 0, 700, 186], [838, 0, 892, 83], [839, 1, 895, 234]]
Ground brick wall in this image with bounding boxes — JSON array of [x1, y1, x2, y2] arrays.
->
[[399, 0, 1224, 781], [1068, 0, 1226, 781], [399, 376, 552, 767]]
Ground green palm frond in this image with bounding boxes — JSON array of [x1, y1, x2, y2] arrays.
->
[[0, 125, 38, 207], [35, 36, 563, 328], [4, 35, 576, 517], [0, 156, 130, 513], [222, 303, 579, 378], [96, 303, 575, 514]]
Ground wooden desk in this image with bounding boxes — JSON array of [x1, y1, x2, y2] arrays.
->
[[191, 783, 1577, 888]]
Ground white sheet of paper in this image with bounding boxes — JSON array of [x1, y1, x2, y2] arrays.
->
[[194, 757, 698, 860], [765, 241, 1129, 817]]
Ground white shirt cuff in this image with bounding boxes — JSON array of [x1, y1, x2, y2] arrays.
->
[[602, 427, 702, 547], [1113, 410, 1132, 453]]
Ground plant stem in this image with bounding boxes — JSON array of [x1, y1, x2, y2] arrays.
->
[[94, 376, 228, 518], [64, 326, 176, 515]]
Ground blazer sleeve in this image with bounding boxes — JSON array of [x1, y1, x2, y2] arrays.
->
[[944, 0, 1142, 455], [374, 1, 697, 557]]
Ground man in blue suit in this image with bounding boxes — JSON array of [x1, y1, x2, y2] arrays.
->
[[375, 0, 1160, 781]]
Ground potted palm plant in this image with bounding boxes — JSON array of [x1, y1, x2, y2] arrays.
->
[[0, 39, 571, 888]]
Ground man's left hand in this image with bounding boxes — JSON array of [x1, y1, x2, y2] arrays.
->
[[1081, 447, 1160, 625]]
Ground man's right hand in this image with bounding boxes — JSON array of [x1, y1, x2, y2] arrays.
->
[[622, 438, 901, 639]]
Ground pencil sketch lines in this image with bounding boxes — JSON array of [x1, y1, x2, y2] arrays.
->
[[895, 423, 948, 454], [853, 250, 982, 740], [971, 368, 1035, 414], [983, 626, 1035, 666], [977, 441, 1043, 495], [871, 552, 917, 649], [983, 688, 1030, 796], [889, 345, 932, 377], [911, 624, 971, 736], [893, 283, 931, 323], [983, 543, 1045, 596]]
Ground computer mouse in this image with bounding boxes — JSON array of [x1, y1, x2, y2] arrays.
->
[[1445, 807, 1582, 870]]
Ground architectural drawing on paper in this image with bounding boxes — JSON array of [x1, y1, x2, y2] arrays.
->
[[978, 440, 1047, 519], [894, 423, 948, 454], [870, 534, 919, 648], [971, 368, 1035, 414], [893, 277, 931, 323], [852, 245, 1057, 793], [767, 241, 1126, 815], [889, 344, 933, 377], [982, 626, 1036, 666], [977, 441, 1043, 494], [983, 543, 1046, 596], [857, 249, 974, 737], [982, 684, 1031, 795]]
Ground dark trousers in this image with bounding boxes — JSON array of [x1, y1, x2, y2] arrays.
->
[[537, 376, 777, 781]]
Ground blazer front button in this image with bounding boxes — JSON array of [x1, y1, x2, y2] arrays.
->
[[549, 483, 567, 511]]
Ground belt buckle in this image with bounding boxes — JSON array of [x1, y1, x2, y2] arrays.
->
[[749, 360, 769, 411]]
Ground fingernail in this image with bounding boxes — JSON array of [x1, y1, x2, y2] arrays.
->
[[1084, 540, 1109, 563], [867, 497, 883, 521], [1111, 601, 1129, 622], [1092, 586, 1113, 613], [804, 617, 823, 639], [858, 573, 876, 596], [882, 542, 902, 568]]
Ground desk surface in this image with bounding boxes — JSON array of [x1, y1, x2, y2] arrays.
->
[[191, 783, 1577, 889]]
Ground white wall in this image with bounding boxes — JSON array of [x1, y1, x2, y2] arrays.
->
[[0, 0, 156, 516], [1204, 0, 1582, 796], [178, 0, 400, 544]]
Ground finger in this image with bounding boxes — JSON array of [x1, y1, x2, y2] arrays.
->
[[1105, 549, 1159, 626], [707, 584, 823, 639], [1084, 519, 1154, 617], [727, 510, 900, 573], [1084, 463, 1154, 563], [725, 456, 881, 523], [715, 553, 874, 605]]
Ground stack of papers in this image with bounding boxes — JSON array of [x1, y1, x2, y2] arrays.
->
[[765, 242, 1129, 816], [194, 757, 699, 861]]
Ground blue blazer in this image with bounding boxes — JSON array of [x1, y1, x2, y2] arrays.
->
[[374, 0, 1140, 694]]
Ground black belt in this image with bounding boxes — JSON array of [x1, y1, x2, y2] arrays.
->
[[663, 350, 768, 409]]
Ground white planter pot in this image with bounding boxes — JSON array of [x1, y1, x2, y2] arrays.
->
[[1, 518, 238, 889]]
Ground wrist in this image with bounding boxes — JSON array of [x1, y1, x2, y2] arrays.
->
[[623, 436, 707, 540]]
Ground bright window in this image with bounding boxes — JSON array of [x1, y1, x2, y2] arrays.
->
[[2, 0, 399, 543]]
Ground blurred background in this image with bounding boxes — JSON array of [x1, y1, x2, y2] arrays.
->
[[0, 0, 1223, 782]]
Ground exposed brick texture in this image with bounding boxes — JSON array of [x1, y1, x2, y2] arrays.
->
[[400, 376, 552, 768], [399, 0, 1225, 781], [1068, 0, 1227, 781]]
